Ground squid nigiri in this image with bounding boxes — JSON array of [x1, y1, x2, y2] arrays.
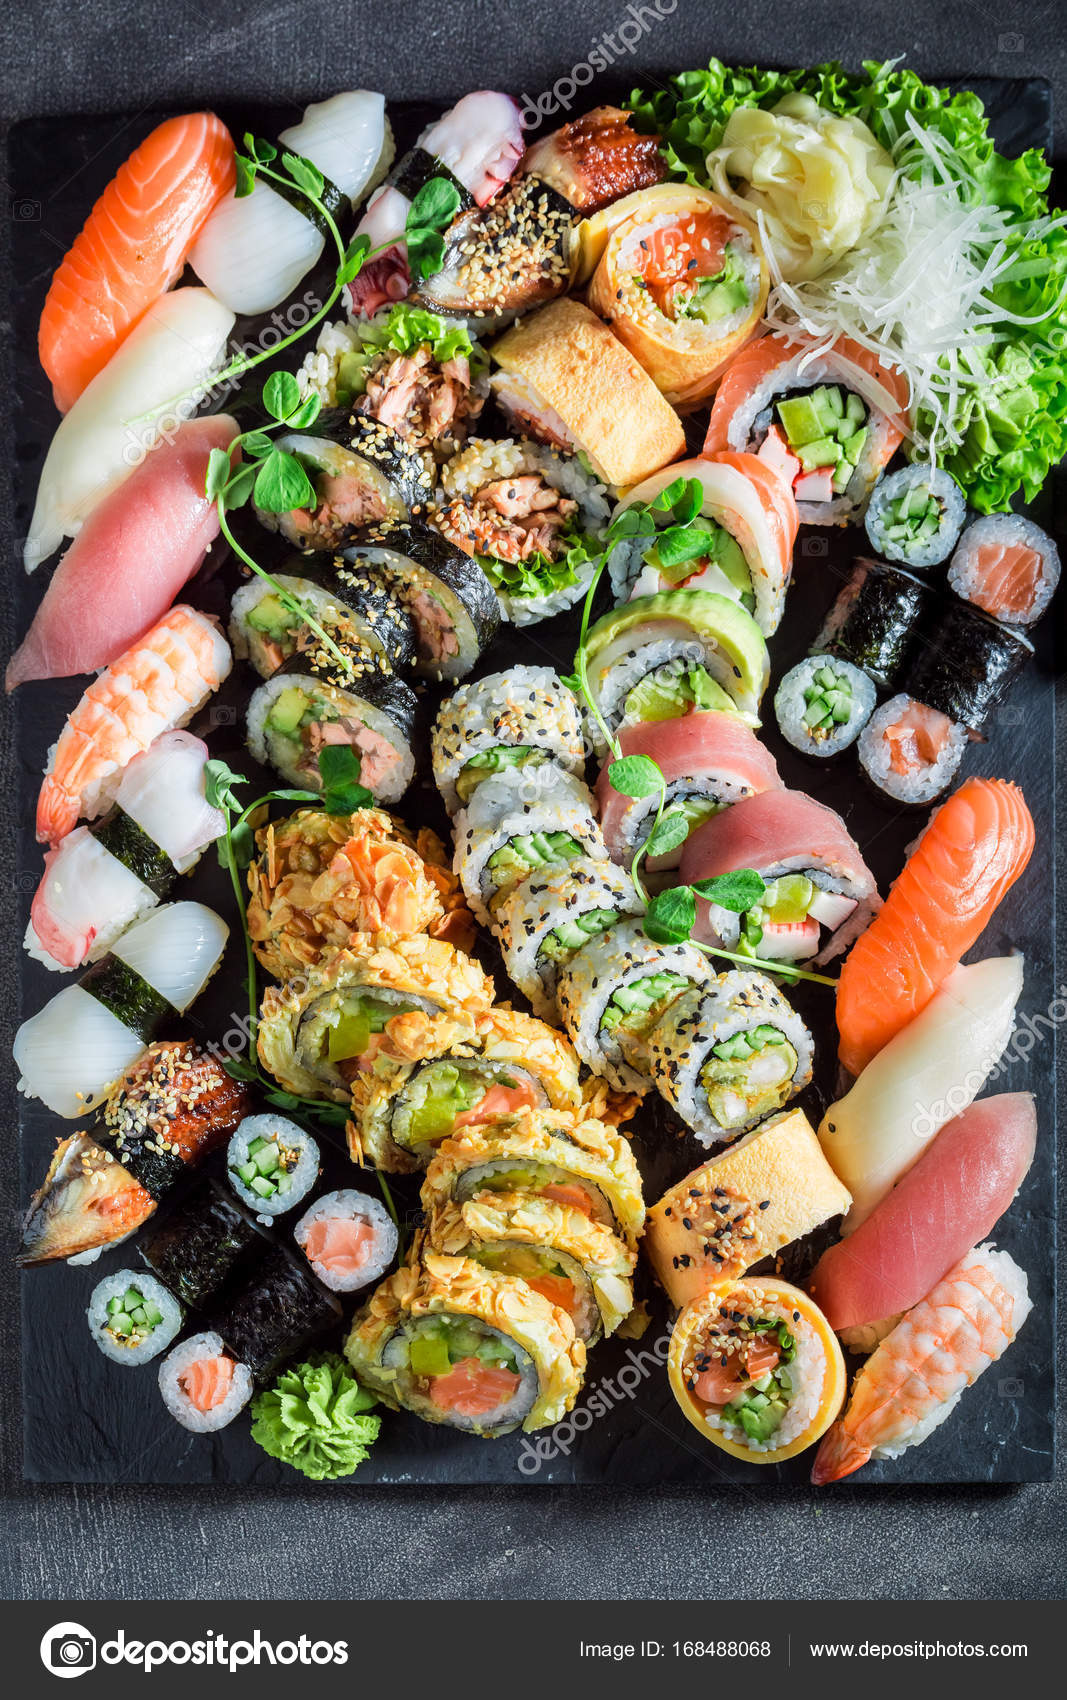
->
[[8, 416, 236, 688], [811, 1244, 1032, 1483], [836, 778, 1035, 1077], [35, 605, 231, 846], [819, 954, 1025, 1233], [38, 112, 235, 414], [24, 287, 234, 572], [809, 1093, 1037, 1338]]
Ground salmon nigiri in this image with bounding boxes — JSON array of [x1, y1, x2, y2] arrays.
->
[[39, 113, 235, 414], [836, 778, 1035, 1077]]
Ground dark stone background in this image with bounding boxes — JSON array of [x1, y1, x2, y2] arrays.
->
[[0, 0, 1063, 1602]]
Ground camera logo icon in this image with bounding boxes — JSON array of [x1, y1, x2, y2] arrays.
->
[[40, 1623, 97, 1678]]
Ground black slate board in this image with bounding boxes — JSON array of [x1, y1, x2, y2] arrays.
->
[[10, 80, 1058, 1486]]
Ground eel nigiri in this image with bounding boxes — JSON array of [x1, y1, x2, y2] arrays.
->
[[24, 287, 234, 572], [836, 777, 1035, 1077], [809, 1092, 1037, 1337], [8, 416, 236, 689], [819, 954, 1025, 1233], [38, 112, 235, 414], [811, 1243, 1032, 1483], [35, 604, 231, 846]]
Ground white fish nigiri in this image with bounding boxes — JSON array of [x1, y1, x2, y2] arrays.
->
[[819, 954, 1025, 1232], [188, 91, 390, 316], [27, 732, 226, 971], [15, 901, 229, 1116], [24, 289, 234, 571]]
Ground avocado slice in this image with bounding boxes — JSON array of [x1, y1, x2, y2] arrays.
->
[[585, 589, 769, 723], [267, 686, 310, 736]]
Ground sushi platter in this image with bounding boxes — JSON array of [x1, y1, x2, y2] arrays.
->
[[9, 68, 1058, 1487]]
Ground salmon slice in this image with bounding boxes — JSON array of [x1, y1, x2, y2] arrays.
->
[[526, 1273, 576, 1315], [337, 835, 425, 935], [180, 1354, 234, 1412], [712, 449, 799, 573], [836, 777, 1035, 1077], [39, 113, 235, 414], [303, 1215, 373, 1275], [453, 1081, 540, 1129], [704, 333, 909, 457], [632, 209, 733, 315], [540, 1183, 595, 1215], [428, 1355, 521, 1416], [881, 700, 954, 777], [969, 542, 1043, 622], [692, 1336, 780, 1405]]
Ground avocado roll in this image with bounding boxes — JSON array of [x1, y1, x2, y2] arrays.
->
[[227, 1114, 320, 1219], [453, 765, 607, 928], [646, 971, 814, 1147], [158, 1332, 254, 1433], [426, 1191, 636, 1343], [900, 598, 1033, 735], [206, 1242, 342, 1384], [257, 936, 494, 1106], [341, 522, 499, 682], [88, 1270, 183, 1366], [495, 858, 643, 1021], [255, 414, 433, 550], [432, 665, 587, 816], [229, 563, 414, 680], [246, 651, 418, 803], [348, 1004, 583, 1173], [293, 1189, 399, 1293], [864, 464, 966, 569], [139, 1179, 267, 1309], [556, 917, 711, 1093], [812, 558, 932, 690], [774, 657, 876, 758]]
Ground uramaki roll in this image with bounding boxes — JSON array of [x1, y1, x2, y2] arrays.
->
[[489, 298, 685, 490], [586, 184, 769, 409], [645, 1107, 852, 1309], [668, 1277, 846, 1464]]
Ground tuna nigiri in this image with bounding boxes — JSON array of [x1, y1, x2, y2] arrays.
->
[[8, 416, 236, 688], [24, 287, 235, 572], [811, 1243, 1032, 1484], [819, 954, 1025, 1233], [35, 605, 231, 845], [809, 1093, 1037, 1337], [836, 778, 1034, 1077], [39, 113, 235, 414]]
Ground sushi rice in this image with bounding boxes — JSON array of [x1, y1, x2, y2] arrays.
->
[[158, 1332, 254, 1433], [858, 693, 967, 805], [294, 1189, 399, 1293], [864, 463, 966, 568], [432, 664, 587, 816], [453, 764, 608, 927], [774, 656, 876, 757], [947, 513, 1061, 627], [87, 1269, 183, 1365], [227, 1114, 320, 1220]]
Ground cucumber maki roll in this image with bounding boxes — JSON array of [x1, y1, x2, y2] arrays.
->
[[293, 1190, 399, 1293], [227, 1115, 320, 1219], [452, 764, 608, 927], [255, 414, 433, 551], [864, 464, 966, 568], [432, 665, 587, 816], [88, 1270, 183, 1365], [230, 564, 414, 680], [246, 651, 418, 803], [158, 1332, 254, 1433], [206, 1243, 342, 1384], [774, 657, 876, 758], [647, 972, 814, 1148], [341, 522, 499, 682], [139, 1179, 267, 1309], [812, 558, 932, 690], [495, 857, 643, 1021]]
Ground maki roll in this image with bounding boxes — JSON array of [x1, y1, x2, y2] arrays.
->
[[431, 665, 586, 817], [582, 588, 770, 740], [348, 1004, 582, 1173], [421, 1109, 646, 1249], [864, 464, 966, 568], [596, 712, 782, 868], [947, 513, 1060, 627], [704, 333, 909, 525], [227, 1115, 320, 1219], [158, 1331, 254, 1432], [680, 790, 880, 966], [14, 902, 228, 1118], [342, 522, 499, 682], [668, 1279, 847, 1463], [411, 175, 575, 323], [609, 457, 798, 638], [257, 936, 494, 1106], [646, 972, 814, 1147], [433, 435, 609, 626], [88, 1270, 183, 1365], [586, 183, 769, 408], [229, 564, 414, 681], [556, 917, 711, 1093], [345, 1249, 585, 1436], [901, 598, 1034, 734], [774, 657, 876, 758], [858, 695, 967, 806], [812, 558, 933, 690], [139, 1178, 266, 1309], [453, 766, 607, 928], [246, 651, 418, 804], [427, 1191, 636, 1344], [293, 1190, 399, 1293], [206, 1242, 342, 1384], [254, 415, 433, 551], [495, 858, 643, 1022], [26, 731, 225, 973]]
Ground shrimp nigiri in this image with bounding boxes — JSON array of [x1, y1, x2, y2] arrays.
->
[[35, 606, 231, 846], [38, 112, 235, 414], [811, 1244, 1032, 1484]]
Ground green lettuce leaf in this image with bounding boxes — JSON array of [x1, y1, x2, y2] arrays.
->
[[479, 525, 604, 604], [250, 1352, 381, 1482]]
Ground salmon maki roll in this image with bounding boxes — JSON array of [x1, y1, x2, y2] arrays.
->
[[294, 1190, 398, 1292], [947, 513, 1060, 627]]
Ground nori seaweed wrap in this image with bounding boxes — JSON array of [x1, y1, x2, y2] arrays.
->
[[246, 650, 419, 803], [207, 1243, 342, 1383], [342, 522, 500, 682], [138, 1179, 267, 1309], [255, 414, 434, 551], [812, 559, 934, 690], [230, 560, 415, 680], [901, 596, 1034, 734], [94, 1042, 252, 1204]]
